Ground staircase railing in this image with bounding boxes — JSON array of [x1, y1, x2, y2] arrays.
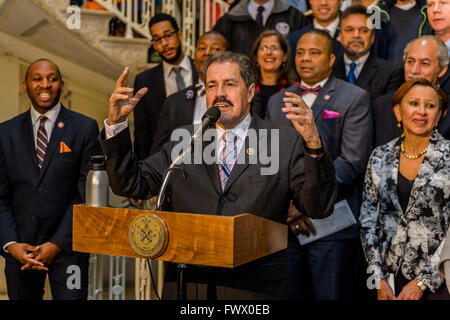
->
[[93, 0, 230, 58], [94, 0, 154, 39]]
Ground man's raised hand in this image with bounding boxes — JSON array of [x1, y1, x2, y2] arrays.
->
[[108, 67, 148, 125]]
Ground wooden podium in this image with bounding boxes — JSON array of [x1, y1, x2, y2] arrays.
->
[[73, 205, 287, 268]]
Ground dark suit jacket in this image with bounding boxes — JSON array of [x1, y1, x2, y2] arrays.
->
[[0, 106, 100, 253], [333, 53, 403, 101], [133, 58, 198, 160], [99, 115, 337, 296], [151, 84, 199, 155], [266, 76, 373, 239]]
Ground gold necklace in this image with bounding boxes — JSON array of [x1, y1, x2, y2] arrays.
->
[[400, 140, 428, 159]]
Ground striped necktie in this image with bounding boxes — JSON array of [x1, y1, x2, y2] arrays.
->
[[219, 132, 237, 191], [36, 116, 48, 169]]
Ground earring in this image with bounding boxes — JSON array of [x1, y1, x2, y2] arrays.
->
[[397, 121, 402, 128], [434, 126, 438, 133], [281, 61, 286, 69]]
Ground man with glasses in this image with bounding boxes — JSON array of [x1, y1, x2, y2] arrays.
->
[[133, 13, 198, 162]]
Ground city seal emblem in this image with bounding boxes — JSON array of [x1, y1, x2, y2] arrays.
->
[[129, 214, 168, 258]]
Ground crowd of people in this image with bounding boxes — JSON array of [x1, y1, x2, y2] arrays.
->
[[0, 0, 450, 300]]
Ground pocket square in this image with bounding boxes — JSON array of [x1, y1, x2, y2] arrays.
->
[[322, 109, 340, 120], [59, 142, 72, 153]]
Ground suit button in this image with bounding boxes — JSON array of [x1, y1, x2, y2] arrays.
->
[[32, 216, 36, 220], [37, 187, 42, 192]]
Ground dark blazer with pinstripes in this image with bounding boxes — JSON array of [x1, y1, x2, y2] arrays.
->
[[99, 113, 337, 297]]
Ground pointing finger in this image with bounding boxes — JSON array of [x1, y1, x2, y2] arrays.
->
[[116, 67, 129, 89]]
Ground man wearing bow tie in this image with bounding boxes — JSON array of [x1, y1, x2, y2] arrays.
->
[[266, 29, 373, 299], [151, 31, 228, 154]]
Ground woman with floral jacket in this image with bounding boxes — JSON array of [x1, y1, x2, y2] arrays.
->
[[360, 78, 450, 300]]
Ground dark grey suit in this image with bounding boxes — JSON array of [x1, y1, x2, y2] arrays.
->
[[266, 75, 373, 299], [99, 114, 337, 298]]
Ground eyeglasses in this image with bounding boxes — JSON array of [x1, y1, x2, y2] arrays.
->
[[152, 31, 177, 45], [259, 45, 281, 53]]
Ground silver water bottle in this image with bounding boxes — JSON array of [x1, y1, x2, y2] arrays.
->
[[86, 155, 109, 207]]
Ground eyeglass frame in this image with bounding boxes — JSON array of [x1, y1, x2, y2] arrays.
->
[[152, 30, 178, 45], [258, 45, 281, 53]]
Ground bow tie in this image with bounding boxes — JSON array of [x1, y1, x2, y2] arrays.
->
[[299, 84, 321, 96]]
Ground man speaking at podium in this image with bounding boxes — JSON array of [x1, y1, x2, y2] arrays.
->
[[99, 52, 337, 299]]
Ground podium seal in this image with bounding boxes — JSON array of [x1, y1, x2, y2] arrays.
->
[[129, 214, 168, 258]]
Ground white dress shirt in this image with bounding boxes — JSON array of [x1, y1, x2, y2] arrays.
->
[[300, 77, 329, 108], [395, 0, 416, 10], [162, 54, 194, 96], [248, 0, 275, 26], [343, 52, 370, 79], [313, 16, 340, 38], [215, 113, 252, 165]]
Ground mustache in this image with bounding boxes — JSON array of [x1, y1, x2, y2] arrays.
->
[[348, 38, 364, 45], [212, 96, 234, 107]]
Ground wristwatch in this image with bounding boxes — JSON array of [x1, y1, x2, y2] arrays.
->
[[416, 279, 427, 291], [304, 143, 324, 156]]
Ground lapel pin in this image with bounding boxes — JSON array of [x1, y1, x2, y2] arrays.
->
[[324, 95, 330, 101], [246, 148, 255, 156], [58, 122, 64, 128]]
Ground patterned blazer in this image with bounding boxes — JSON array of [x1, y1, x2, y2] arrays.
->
[[360, 132, 450, 292]]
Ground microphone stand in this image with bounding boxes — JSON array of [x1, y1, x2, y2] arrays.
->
[[155, 141, 192, 301], [154, 107, 220, 300]]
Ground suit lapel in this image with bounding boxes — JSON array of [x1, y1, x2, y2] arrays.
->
[[310, 76, 336, 121], [356, 53, 378, 88], [181, 85, 197, 124], [21, 111, 39, 171], [155, 64, 167, 98], [189, 57, 199, 84], [387, 139, 405, 219], [38, 106, 68, 183], [203, 130, 222, 195], [333, 58, 347, 80]]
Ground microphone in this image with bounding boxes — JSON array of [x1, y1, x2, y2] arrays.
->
[[190, 106, 221, 143], [156, 107, 221, 210]]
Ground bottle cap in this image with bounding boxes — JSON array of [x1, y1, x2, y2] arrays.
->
[[89, 155, 107, 170]]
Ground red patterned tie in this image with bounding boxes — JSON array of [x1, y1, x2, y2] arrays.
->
[[299, 84, 321, 96]]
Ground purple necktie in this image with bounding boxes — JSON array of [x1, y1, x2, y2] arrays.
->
[[219, 132, 237, 191]]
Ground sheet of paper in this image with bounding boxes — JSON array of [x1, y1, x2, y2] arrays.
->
[[297, 199, 357, 245]]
